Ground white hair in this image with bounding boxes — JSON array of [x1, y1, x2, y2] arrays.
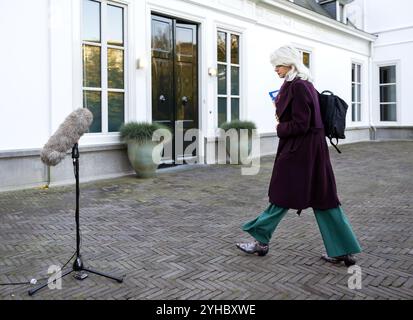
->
[[269, 45, 313, 83]]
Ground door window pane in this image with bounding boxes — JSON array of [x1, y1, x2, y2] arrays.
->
[[380, 104, 397, 121], [380, 85, 396, 103], [83, 91, 102, 132], [108, 92, 124, 132], [107, 5, 124, 46], [231, 98, 239, 121], [176, 27, 194, 56], [231, 34, 239, 64], [83, 45, 101, 88], [357, 84, 361, 102], [218, 98, 227, 126], [231, 67, 239, 95], [152, 20, 172, 52], [218, 64, 227, 95], [217, 32, 226, 63], [380, 66, 396, 83], [108, 48, 124, 89], [82, 0, 101, 43]]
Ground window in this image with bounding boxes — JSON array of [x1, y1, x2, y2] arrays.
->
[[351, 63, 362, 122], [379, 65, 397, 121], [217, 30, 240, 127], [321, 1, 337, 20], [299, 50, 311, 69], [82, 0, 126, 133], [339, 4, 345, 22]]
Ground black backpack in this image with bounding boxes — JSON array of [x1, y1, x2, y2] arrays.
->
[[317, 90, 348, 154]]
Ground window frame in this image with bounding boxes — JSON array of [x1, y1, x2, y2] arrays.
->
[[291, 43, 314, 77], [299, 49, 312, 70], [338, 3, 345, 22], [216, 28, 242, 127], [351, 61, 362, 122], [377, 62, 399, 123], [81, 0, 129, 134]]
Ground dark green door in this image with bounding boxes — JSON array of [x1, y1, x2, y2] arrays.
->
[[151, 14, 198, 165]]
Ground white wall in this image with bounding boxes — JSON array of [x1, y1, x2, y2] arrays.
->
[[363, 0, 413, 33], [315, 0, 413, 127], [373, 42, 413, 126], [346, 0, 364, 29], [0, 0, 50, 151], [351, 0, 413, 126], [214, 0, 372, 133], [345, 0, 413, 32], [0, 0, 374, 154], [245, 25, 371, 134], [152, 0, 372, 135]]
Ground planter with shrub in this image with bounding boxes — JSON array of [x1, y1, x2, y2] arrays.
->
[[219, 120, 257, 164], [120, 122, 171, 178]]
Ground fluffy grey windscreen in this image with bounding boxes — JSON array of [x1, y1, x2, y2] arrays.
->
[[40, 108, 93, 166]]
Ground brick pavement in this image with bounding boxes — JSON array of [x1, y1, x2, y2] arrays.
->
[[0, 141, 412, 300]]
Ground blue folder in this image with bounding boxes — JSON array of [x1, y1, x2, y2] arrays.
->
[[269, 90, 280, 101]]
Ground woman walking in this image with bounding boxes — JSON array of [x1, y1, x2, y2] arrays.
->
[[236, 46, 361, 266]]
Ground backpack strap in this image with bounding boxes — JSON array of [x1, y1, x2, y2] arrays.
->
[[321, 90, 334, 95], [329, 137, 342, 154]]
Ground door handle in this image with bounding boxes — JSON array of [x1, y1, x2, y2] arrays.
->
[[159, 95, 166, 102], [182, 96, 188, 105]]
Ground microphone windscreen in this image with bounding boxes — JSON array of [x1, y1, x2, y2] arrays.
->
[[40, 108, 93, 166]]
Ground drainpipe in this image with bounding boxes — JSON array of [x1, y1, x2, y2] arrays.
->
[[44, 0, 53, 188], [364, 0, 376, 141], [369, 40, 376, 141]]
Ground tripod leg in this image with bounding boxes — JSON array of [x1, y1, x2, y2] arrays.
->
[[82, 267, 124, 283], [28, 268, 73, 296]]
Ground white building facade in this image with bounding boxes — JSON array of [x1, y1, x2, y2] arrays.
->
[[347, 0, 413, 139], [0, 0, 410, 191]]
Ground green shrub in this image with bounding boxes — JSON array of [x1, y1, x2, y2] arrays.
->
[[219, 120, 256, 132], [120, 122, 170, 143]]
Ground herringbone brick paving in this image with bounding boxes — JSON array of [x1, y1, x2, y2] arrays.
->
[[0, 141, 412, 300]]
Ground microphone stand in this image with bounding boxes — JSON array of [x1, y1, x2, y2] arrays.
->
[[29, 143, 124, 296]]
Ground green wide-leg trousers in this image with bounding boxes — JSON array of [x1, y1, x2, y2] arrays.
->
[[242, 204, 362, 258]]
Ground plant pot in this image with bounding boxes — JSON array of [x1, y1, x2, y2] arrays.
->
[[126, 140, 164, 178], [225, 136, 252, 165]]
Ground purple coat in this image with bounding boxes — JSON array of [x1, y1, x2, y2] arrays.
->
[[268, 77, 341, 210]]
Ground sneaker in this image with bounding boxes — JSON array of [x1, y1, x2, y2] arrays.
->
[[236, 241, 269, 256], [322, 254, 357, 267]]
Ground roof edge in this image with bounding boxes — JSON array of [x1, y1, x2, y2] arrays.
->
[[260, 0, 377, 42]]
